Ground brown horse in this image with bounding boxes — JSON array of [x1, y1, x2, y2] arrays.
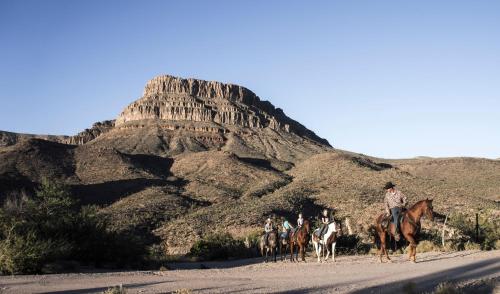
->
[[279, 232, 290, 261], [289, 220, 311, 262], [375, 199, 434, 263]]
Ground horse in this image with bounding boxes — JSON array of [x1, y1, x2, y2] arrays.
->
[[260, 230, 278, 262], [279, 231, 290, 261], [375, 199, 434, 263], [312, 221, 343, 262], [289, 220, 311, 262]]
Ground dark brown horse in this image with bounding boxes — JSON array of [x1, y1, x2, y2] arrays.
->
[[375, 199, 434, 263], [279, 232, 290, 261], [289, 220, 311, 262]]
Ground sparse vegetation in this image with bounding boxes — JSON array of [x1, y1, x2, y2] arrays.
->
[[0, 179, 146, 274], [433, 282, 460, 294], [172, 289, 193, 294], [189, 232, 251, 261], [416, 240, 441, 253], [402, 281, 417, 294], [336, 235, 371, 255], [103, 285, 127, 294]]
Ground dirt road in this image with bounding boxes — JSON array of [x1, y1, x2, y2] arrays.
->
[[0, 250, 498, 293]]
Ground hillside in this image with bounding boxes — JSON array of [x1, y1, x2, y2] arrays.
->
[[0, 75, 498, 255]]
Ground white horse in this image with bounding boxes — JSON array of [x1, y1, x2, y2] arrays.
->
[[311, 222, 341, 262]]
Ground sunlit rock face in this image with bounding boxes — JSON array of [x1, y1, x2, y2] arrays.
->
[[115, 75, 330, 146]]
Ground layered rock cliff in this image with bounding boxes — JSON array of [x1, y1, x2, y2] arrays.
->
[[1, 75, 332, 163], [115, 75, 330, 147]]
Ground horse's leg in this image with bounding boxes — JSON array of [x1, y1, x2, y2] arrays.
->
[[290, 242, 294, 262], [405, 234, 417, 263], [331, 242, 336, 262], [313, 241, 320, 262], [321, 242, 325, 262], [294, 244, 297, 261], [300, 244, 305, 262], [380, 232, 390, 262], [315, 242, 320, 262]]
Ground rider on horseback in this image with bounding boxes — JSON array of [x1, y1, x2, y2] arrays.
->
[[317, 209, 330, 238], [264, 218, 274, 245], [297, 213, 304, 228], [281, 217, 294, 240], [384, 182, 408, 241]]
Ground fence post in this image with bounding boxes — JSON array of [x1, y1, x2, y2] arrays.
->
[[345, 217, 353, 235], [441, 214, 448, 247]]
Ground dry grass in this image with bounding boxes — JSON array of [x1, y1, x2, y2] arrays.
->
[[103, 285, 126, 294], [2, 137, 499, 258], [171, 289, 192, 294], [416, 240, 442, 253]]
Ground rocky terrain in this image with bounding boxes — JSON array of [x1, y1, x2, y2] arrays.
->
[[0, 75, 499, 255]]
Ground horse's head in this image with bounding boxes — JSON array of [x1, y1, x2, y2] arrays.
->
[[423, 198, 434, 221], [303, 220, 311, 234]]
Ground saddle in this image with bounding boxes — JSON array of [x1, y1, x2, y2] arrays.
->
[[381, 212, 405, 230]]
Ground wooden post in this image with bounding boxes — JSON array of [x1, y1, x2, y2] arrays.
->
[[441, 214, 448, 247], [345, 218, 353, 235]]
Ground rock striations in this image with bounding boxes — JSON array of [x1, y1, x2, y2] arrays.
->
[[116, 75, 330, 146], [1, 75, 331, 162]]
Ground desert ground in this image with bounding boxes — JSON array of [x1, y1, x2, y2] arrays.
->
[[0, 250, 498, 294]]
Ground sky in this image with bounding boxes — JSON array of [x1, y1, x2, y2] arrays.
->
[[0, 0, 499, 159]]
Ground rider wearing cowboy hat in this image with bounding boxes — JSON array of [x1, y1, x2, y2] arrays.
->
[[384, 181, 408, 241]]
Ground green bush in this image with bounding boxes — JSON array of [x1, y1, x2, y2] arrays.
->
[[189, 232, 250, 261], [448, 211, 499, 250], [0, 179, 145, 274]]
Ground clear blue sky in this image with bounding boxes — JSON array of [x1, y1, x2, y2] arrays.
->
[[1, 1, 499, 159]]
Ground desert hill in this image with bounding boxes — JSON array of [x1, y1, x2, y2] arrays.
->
[[0, 75, 499, 255]]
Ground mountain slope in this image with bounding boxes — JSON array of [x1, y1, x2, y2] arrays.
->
[[0, 75, 498, 256]]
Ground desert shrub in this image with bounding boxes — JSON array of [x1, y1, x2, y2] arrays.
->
[[433, 282, 460, 294], [172, 289, 193, 294], [402, 281, 417, 294], [103, 285, 127, 294], [0, 179, 145, 274], [336, 235, 371, 255], [442, 241, 459, 252], [448, 211, 499, 250], [416, 240, 441, 253], [464, 241, 481, 251], [494, 240, 500, 250], [0, 230, 71, 274], [189, 232, 249, 261]]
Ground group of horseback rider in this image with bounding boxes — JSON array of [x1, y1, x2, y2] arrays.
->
[[263, 181, 408, 245], [263, 209, 334, 246]]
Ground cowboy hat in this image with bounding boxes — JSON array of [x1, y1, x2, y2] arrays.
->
[[384, 182, 395, 189]]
